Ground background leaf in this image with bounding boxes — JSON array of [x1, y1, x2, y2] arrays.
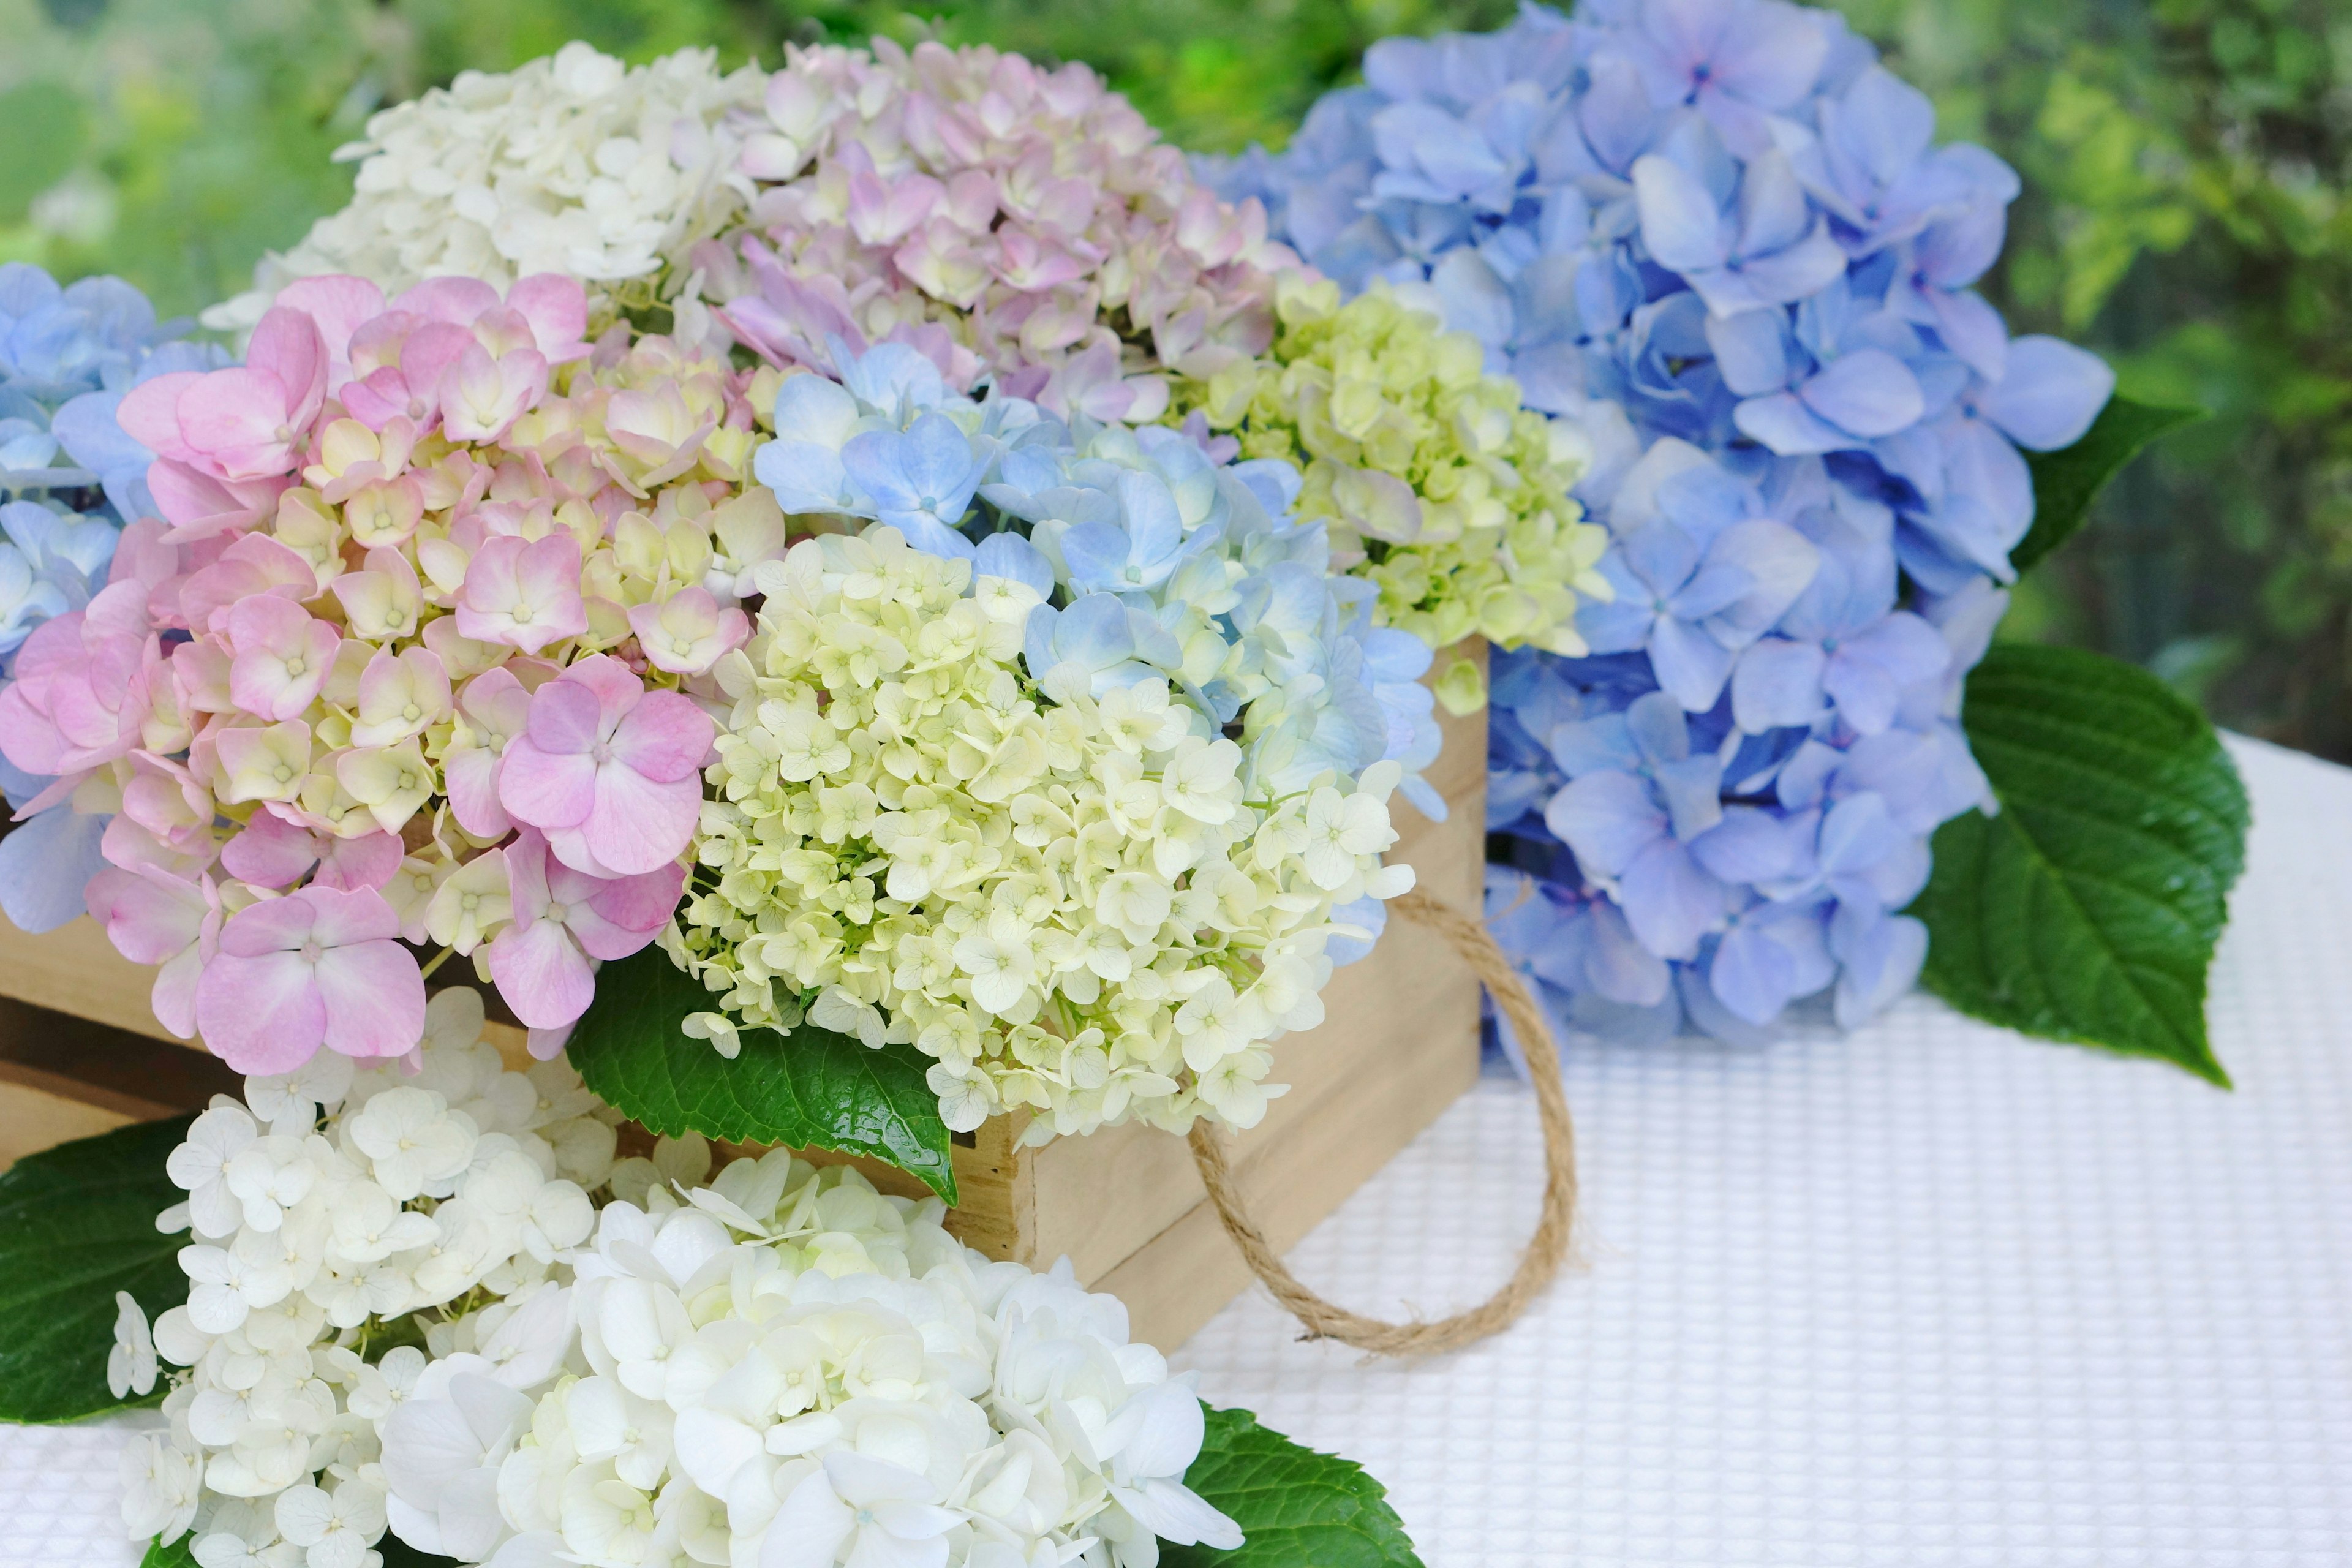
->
[[0, 80, 89, 224], [1164, 1405, 1423, 1567], [0, 1115, 192, 1423], [1917, 642, 2249, 1082], [567, 946, 957, 1201], [140, 1536, 197, 1568], [2010, 397, 2204, 573]]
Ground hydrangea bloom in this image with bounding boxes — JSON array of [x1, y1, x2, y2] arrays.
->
[[0, 271, 778, 1069], [1206, 1, 2114, 1043], [1170, 271, 1611, 701], [0, 263, 221, 932], [206, 44, 767, 337], [682, 37, 1298, 424], [377, 1139, 1240, 1568], [120, 990, 621, 1562], [673, 347, 1417, 1141]]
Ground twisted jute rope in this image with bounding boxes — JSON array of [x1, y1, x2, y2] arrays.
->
[[1187, 886, 1578, 1356]]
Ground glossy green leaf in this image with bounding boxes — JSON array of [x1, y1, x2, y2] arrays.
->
[[1919, 643, 2249, 1083], [567, 945, 957, 1201], [2011, 396, 2204, 573], [0, 1115, 193, 1423], [1164, 1406, 1423, 1567], [141, 1536, 197, 1568]]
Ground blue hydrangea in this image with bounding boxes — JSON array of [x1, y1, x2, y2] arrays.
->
[[1205, 1, 2113, 1045], [0, 263, 213, 932], [752, 341, 1446, 822]]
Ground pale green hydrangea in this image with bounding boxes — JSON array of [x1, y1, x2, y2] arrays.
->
[[1174, 274, 1612, 708], [671, 526, 1412, 1145]]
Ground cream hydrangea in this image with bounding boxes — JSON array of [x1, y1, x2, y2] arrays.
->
[[1175, 274, 1613, 708], [378, 1145, 1240, 1568], [205, 43, 766, 334], [122, 989, 624, 1566], [674, 526, 1412, 1144]]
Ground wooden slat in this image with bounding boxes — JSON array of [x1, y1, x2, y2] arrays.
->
[[0, 1081, 135, 1170], [0, 993, 241, 1167], [0, 914, 181, 1043]]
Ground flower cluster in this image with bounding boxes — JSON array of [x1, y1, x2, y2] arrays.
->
[[206, 44, 767, 337], [119, 1003, 1240, 1568], [377, 1142, 1240, 1568], [1171, 271, 1611, 699], [0, 270, 782, 1072], [685, 37, 1298, 424], [119, 989, 624, 1566], [0, 263, 219, 934], [674, 347, 1418, 1141], [1207, 0, 2114, 1041]]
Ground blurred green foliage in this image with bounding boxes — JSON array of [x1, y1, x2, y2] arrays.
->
[[3, 0, 2346, 753]]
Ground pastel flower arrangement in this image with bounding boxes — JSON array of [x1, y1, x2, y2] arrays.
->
[[202, 36, 1612, 784], [1206, 0, 2117, 1044], [119, 1001, 1245, 1568], [0, 258, 1424, 1148], [0, 263, 225, 933], [0, 267, 784, 1069], [671, 344, 1417, 1143], [1169, 271, 1611, 705]]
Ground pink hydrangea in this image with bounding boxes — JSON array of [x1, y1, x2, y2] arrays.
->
[[10, 272, 775, 1071], [0, 580, 161, 793], [192, 885, 426, 1073], [85, 866, 221, 1039], [455, 533, 588, 654], [688, 39, 1299, 421], [486, 829, 684, 1031], [496, 654, 714, 878]]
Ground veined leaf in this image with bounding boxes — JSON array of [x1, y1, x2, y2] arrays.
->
[[1919, 643, 2248, 1082], [567, 945, 957, 1201], [1165, 1405, 1423, 1567], [0, 1115, 193, 1423]]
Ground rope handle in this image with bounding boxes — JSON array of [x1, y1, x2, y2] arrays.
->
[[1188, 886, 1579, 1357]]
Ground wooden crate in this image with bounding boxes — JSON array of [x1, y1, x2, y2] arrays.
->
[[0, 644, 1491, 1348]]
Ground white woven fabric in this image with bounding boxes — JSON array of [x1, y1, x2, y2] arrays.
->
[[7, 736, 2348, 1566]]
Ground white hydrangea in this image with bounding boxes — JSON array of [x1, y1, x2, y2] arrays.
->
[[126, 989, 624, 1566], [676, 526, 1414, 1144], [203, 43, 766, 334], [377, 1147, 1240, 1568]]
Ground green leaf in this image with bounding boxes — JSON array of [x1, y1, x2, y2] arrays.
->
[[567, 945, 957, 1202], [2010, 396, 2204, 573], [141, 1536, 198, 1568], [1164, 1406, 1423, 1568], [0, 81, 89, 223], [0, 1115, 194, 1423], [1918, 643, 2249, 1084]]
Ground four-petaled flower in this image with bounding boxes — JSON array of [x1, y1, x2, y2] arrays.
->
[[193, 884, 426, 1073], [497, 655, 714, 878]]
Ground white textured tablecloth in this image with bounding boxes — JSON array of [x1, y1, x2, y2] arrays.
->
[[9, 736, 2349, 1567]]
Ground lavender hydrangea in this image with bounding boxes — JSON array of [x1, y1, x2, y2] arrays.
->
[[0, 264, 213, 930], [1206, 1, 2114, 1044]]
